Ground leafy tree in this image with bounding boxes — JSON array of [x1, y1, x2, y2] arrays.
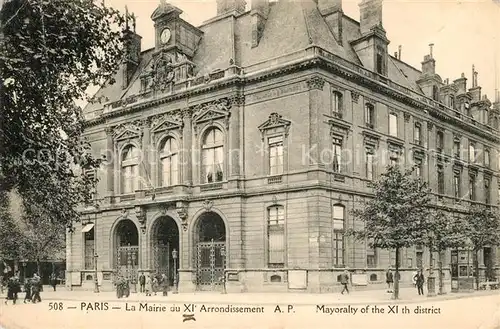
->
[[464, 205, 500, 290], [0, 190, 24, 262], [423, 209, 468, 294], [1, 0, 128, 227], [347, 165, 432, 299]]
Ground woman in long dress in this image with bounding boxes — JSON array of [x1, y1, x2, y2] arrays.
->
[[145, 275, 153, 296]]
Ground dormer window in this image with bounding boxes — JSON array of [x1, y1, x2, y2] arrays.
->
[[432, 86, 439, 101], [448, 95, 455, 109], [464, 101, 471, 116], [376, 53, 383, 75]]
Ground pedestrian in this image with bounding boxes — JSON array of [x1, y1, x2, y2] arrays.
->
[[412, 270, 418, 287], [5, 276, 20, 305], [139, 272, 146, 293], [145, 275, 152, 296], [415, 269, 425, 296], [161, 273, 168, 296], [24, 277, 32, 303], [386, 268, 394, 293], [152, 276, 158, 296], [50, 272, 57, 291], [31, 274, 42, 303], [340, 270, 350, 295]]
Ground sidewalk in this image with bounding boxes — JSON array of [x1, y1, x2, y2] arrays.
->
[[2, 286, 497, 305]]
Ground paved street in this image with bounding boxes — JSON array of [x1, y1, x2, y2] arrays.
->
[[0, 288, 499, 329]]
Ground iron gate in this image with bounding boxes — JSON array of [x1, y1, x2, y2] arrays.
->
[[196, 239, 225, 290], [152, 242, 170, 279], [116, 245, 139, 282]]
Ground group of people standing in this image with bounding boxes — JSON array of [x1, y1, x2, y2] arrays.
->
[[385, 268, 426, 295], [138, 272, 169, 297], [4, 273, 42, 305]]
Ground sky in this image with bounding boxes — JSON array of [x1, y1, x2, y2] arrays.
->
[[104, 0, 500, 101]]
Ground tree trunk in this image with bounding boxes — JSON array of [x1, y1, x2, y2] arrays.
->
[[475, 249, 480, 290], [394, 247, 400, 299], [437, 248, 444, 295], [37, 259, 41, 276]]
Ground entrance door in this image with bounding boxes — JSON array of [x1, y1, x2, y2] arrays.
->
[[194, 211, 226, 291], [484, 247, 494, 281], [152, 243, 170, 278], [114, 219, 139, 282], [196, 239, 225, 290]]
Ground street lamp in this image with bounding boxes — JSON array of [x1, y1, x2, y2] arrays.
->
[[172, 248, 178, 294], [93, 253, 99, 293], [220, 245, 226, 294]]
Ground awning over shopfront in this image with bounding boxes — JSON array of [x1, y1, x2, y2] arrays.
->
[[81, 223, 94, 233]]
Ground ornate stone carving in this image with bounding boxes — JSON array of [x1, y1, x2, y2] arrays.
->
[[258, 113, 292, 141], [120, 208, 129, 218], [202, 199, 213, 211], [181, 108, 192, 119], [272, 195, 278, 204], [150, 110, 183, 134], [176, 206, 188, 231], [427, 121, 434, 131], [351, 91, 360, 103], [135, 206, 146, 234], [104, 126, 114, 136], [228, 94, 245, 107], [151, 51, 175, 91], [306, 76, 325, 90], [113, 120, 143, 143], [404, 113, 411, 122], [192, 98, 231, 134]]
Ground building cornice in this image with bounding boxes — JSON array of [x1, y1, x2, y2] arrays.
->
[[84, 46, 499, 143]]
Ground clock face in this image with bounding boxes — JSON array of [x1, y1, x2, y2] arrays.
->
[[160, 28, 171, 44]]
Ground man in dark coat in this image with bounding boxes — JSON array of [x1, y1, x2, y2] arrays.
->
[[31, 274, 42, 303], [5, 276, 20, 305], [24, 277, 32, 303], [386, 268, 394, 293], [138, 272, 146, 293], [340, 270, 350, 295], [50, 273, 57, 291], [415, 269, 425, 295]]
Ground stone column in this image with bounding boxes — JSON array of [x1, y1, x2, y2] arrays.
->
[[306, 75, 326, 170], [140, 120, 151, 191], [113, 140, 120, 195], [182, 108, 193, 186], [104, 127, 115, 202], [228, 95, 243, 182]]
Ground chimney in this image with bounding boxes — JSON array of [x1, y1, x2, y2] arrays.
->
[[318, 0, 342, 16], [398, 45, 401, 60], [121, 9, 142, 90], [359, 0, 383, 35], [216, 0, 246, 16], [251, 0, 269, 47], [469, 65, 481, 102], [453, 73, 467, 94], [421, 55, 435, 76]]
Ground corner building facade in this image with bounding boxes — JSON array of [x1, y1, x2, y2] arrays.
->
[[67, 0, 500, 292]]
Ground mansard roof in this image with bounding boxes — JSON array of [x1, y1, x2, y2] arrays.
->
[[82, 0, 436, 117]]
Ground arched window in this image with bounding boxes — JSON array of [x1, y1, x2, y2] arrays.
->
[[332, 204, 345, 267], [268, 205, 285, 268], [121, 145, 140, 194], [202, 128, 224, 183], [414, 123, 422, 145], [159, 137, 179, 187], [432, 85, 439, 101]]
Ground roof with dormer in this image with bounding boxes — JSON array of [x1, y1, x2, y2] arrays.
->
[[82, 0, 433, 118]]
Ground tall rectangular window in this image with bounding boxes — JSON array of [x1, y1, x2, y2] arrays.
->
[[376, 53, 383, 75], [485, 149, 490, 167], [485, 179, 491, 204], [366, 238, 377, 268], [414, 123, 422, 145], [333, 205, 345, 267], [84, 227, 95, 270], [437, 164, 445, 195], [453, 140, 460, 158], [414, 158, 422, 177], [268, 206, 285, 267], [469, 174, 476, 201], [269, 136, 284, 176], [366, 151, 374, 180], [469, 142, 476, 163], [365, 104, 374, 127], [436, 131, 444, 152], [454, 170, 461, 199], [389, 113, 398, 137], [332, 137, 342, 173], [332, 91, 343, 117]]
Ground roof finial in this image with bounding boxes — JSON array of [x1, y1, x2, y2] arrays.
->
[[429, 43, 434, 58], [472, 65, 478, 87], [125, 5, 129, 30]]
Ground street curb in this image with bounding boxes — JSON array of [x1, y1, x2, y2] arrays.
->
[[34, 290, 499, 306]]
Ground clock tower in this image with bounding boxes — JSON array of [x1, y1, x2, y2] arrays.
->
[[148, 0, 203, 90]]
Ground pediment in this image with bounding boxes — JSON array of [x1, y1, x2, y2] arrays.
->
[[151, 118, 182, 133], [258, 113, 291, 132], [113, 124, 141, 141], [193, 99, 231, 125]]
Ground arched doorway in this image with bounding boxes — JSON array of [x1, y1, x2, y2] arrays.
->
[[150, 216, 179, 286], [194, 211, 226, 290], [114, 219, 139, 281]]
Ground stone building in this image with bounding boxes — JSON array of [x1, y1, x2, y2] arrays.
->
[[66, 0, 500, 292]]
